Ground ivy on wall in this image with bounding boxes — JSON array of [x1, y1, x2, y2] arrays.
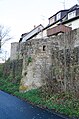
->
[[51, 46, 79, 94]]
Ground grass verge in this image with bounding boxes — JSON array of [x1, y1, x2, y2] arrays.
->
[[14, 90, 79, 118], [0, 64, 79, 118]]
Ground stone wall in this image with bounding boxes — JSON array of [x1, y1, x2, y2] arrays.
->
[[10, 42, 19, 61], [11, 28, 79, 93], [19, 38, 53, 92], [3, 59, 23, 81]]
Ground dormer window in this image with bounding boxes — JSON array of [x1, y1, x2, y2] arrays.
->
[[68, 10, 76, 19], [49, 16, 55, 24], [56, 12, 61, 21]]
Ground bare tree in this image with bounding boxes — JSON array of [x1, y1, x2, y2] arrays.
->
[[0, 25, 12, 49]]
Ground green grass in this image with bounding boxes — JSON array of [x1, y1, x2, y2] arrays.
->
[[0, 77, 20, 94], [14, 89, 79, 118], [0, 63, 21, 94], [0, 76, 79, 118], [42, 92, 79, 118], [0, 64, 79, 118]]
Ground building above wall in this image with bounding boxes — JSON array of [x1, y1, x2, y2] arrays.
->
[[48, 4, 79, 26], [49, 10, 68, 25], [19, 24, 44, 43], [45, 4, 79, 37]]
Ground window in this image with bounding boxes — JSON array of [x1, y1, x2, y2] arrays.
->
[[49, 16, 55, 24], [56, 12, 61, 21], [68, 10, 76, 19], [43, 45, 46, 51]]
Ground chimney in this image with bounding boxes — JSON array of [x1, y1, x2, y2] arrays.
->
[[34, 25, 36, 28]]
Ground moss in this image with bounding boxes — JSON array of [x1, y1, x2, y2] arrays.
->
[[19, 85, 29, 92]]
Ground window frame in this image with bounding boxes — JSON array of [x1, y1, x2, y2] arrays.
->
[[49, 16, 55, 24], [56, 12, 61, 21], [68, 10, 76, 20]]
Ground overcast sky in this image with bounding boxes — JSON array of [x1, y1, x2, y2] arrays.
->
[[0, 0, 78, 60]]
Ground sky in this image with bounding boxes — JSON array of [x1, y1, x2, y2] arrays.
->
[[0, 0, 79, 61]]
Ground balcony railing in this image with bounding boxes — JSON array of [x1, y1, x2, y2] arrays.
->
[[47, 24, 72, 37]]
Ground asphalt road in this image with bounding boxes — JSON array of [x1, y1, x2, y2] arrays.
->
[[0, 90, 68, 119]]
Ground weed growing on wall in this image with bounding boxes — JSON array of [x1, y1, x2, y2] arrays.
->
[[27, 56, 32, 65]]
